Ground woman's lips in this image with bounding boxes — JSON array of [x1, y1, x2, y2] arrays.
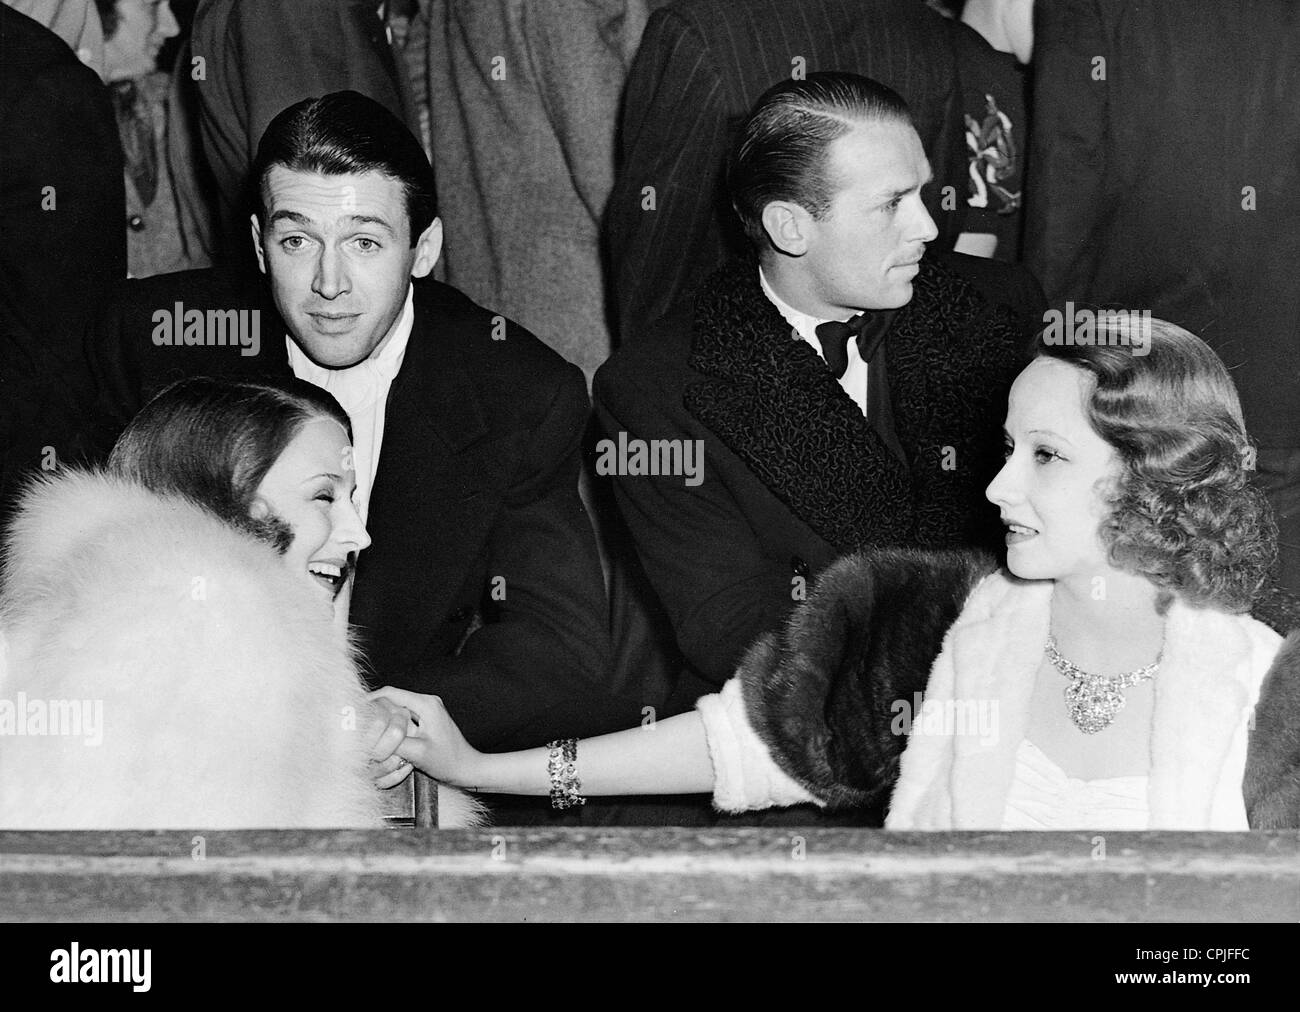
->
[[1004, 522, 1039, 545], [307, 560, 349, 599]]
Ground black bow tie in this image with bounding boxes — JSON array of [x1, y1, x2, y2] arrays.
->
[[815, 313, 890, 379]]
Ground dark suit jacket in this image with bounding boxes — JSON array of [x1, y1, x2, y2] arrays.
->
[[70, 269, 648, 753], [594, 253, 1044, 686], [1022, 0, 1300, 445], [0, 6, 124, 379], [603, 0, 971, 339]]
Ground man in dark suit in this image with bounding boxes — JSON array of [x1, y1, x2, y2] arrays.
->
[[605, 0, 975, 339], [0, 2, 125, 369], [595, 74, 1044, 693], [68, 92, 647, 761], [0, 4, 125, 525], [1023, 0, 1300, 596]]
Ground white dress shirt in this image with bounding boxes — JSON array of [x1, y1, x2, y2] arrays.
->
[[759, 268, 868, 416], [286, 284, 415, 522]]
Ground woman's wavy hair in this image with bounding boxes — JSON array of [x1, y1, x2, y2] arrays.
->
[[107, 376, 352, 554], [1035, 316, 1275, 612]]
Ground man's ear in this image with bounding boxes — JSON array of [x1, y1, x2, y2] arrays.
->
[[250, 214, 267, 275], [761, 201, 811, 257], [411, 217, 443, 279]]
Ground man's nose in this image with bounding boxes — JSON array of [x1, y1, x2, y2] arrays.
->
[[312, 246, 349, 299], [911, 197, 940, 245]]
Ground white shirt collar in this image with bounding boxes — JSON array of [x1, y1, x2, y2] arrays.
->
[[758, 266, 870, 416], [759, 266, 831, 346]]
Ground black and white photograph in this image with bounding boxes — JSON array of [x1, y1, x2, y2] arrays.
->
[[0, 0, 1296, 971]]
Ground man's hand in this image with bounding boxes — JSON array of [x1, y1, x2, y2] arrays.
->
[[367, 687, 484, 789]]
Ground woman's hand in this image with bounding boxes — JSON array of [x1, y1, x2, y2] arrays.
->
[[368, 697, 415, 789], [367, 687, 484, 789]]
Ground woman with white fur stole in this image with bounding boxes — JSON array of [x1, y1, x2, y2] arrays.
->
[[0, 376, 480, 828]]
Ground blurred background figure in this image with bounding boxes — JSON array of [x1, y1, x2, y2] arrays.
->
[[95, 0, 216, 277], [1, 2, 123, 363], [932, 0, 1034, 261], [0, 3, 124, 516], [1023, 0, 1300, 597], [419, 0, 661, 385], [3, 0, 105, 72], [190, 0, 419, 265]]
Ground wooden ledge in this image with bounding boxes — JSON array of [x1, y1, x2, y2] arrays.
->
[[2, 829, 1298, 922]]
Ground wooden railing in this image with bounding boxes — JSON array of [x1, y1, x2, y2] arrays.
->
[[2, 829, 1298, 921]]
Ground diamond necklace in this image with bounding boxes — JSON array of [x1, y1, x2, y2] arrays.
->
[[1045, 636, 1160, 735]]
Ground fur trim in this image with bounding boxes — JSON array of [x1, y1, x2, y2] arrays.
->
[[735, 546, 1300, 828], [1246, 631, 1300, 828], [0, 471, 384, 828], [736, 547, 997, 808], [437, 782, 490, 828], [1251, 583, 1300, 637]]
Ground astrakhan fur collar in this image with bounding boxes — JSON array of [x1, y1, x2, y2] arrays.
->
[[684, 258, 1025, 553]]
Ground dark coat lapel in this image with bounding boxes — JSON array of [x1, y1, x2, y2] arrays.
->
[[885, 256, 1027, 547], [685, 259, 914, 551], [349, 284, 498, 673]]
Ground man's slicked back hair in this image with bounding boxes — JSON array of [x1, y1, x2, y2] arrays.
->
[[251, 90, 437, 247], [729, 72, 913, 250]]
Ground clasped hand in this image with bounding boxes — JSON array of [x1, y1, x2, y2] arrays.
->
[[367, 687, 481, 789]]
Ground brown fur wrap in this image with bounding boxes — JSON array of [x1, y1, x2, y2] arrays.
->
[[737, 548, 1300, 827]]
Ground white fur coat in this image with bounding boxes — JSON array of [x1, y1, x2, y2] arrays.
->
[[0, 471, 388, 829]]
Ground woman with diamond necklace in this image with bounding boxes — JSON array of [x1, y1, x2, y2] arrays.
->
[[369, 317, 1299, 829]]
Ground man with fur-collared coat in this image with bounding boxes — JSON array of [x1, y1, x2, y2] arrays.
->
[[595, 74, 1044, 706]]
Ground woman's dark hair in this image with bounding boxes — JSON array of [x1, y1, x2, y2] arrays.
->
[[1035, 316, 1275, 612], [251, 90, 437, 247], [728, 71, 913, 251], [107, 376, 352, 553]]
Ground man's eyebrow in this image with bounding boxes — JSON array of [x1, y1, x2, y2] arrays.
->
[[268, 209, 314, 228], [266, 211, 395, 233], [872, 168, 934, 202], [344, 214, 396, 233]]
